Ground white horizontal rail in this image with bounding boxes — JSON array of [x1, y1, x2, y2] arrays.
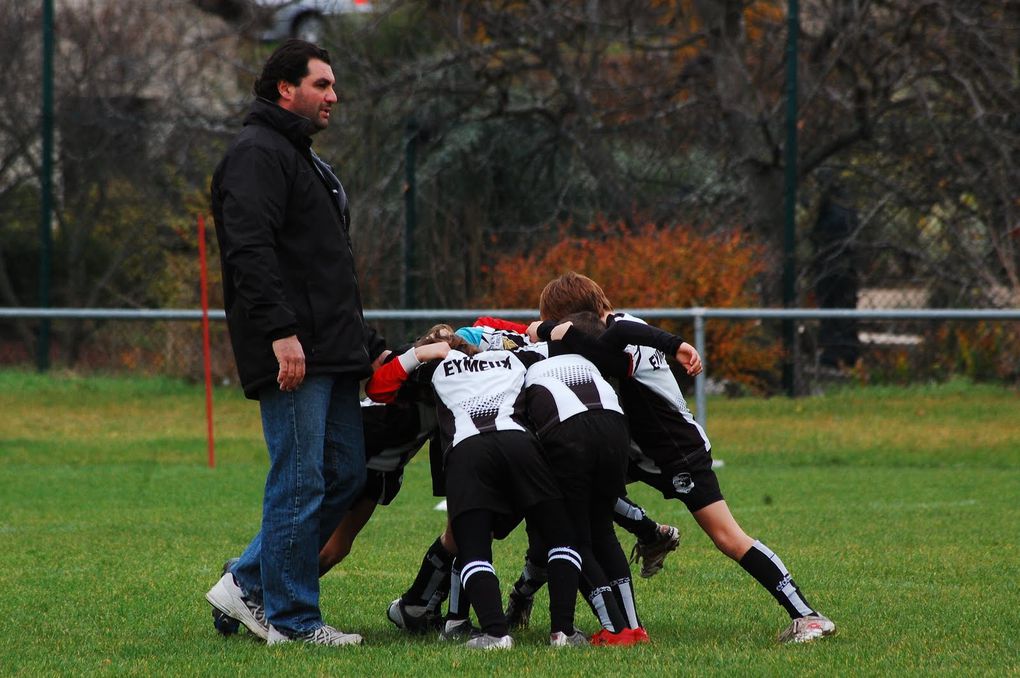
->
[[5, 307, 1019, 428], [4, 307, 1020, 320]]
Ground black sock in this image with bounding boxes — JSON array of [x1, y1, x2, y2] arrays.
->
[[738, 540, 816, 619], [546, 546, 582, 635], [613, 497, 659, 543], [402, 536, 455, 609], [461, 560, 507, 636]]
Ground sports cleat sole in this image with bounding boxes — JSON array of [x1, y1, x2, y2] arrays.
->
[[205, 573, 268, 641]]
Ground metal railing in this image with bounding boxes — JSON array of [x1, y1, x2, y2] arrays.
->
[[3, 306, 1020, 427]]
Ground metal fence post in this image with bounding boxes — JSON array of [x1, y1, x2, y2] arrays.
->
[[694, 309, 706, 428], [36, 0, 55, 372]]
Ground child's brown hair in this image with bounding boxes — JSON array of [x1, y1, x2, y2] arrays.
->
[[539, 271, 614, 321], [414, 324, 479, 355], [560, 311, 607, 338]]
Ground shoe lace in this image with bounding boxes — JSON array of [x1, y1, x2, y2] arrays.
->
[[311, 625, 342, 643], [243, 596, 266, 626], [629, 541, 643, 565]]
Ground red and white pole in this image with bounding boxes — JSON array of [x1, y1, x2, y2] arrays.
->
[[198, 214, 216, 468]]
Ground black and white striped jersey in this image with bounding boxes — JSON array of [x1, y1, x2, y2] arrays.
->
[[474, 327, 530, 352], [361, 398, 438, 473], [608, 313, 711, 468], [524, 353, 624, 437], [428, 344, 548, 452]]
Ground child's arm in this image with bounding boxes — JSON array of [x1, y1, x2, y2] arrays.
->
[[366, 343, 450, 403], [602, 318, 703, 376], [544, 321, 632, 378]]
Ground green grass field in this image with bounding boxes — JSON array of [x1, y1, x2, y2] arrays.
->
[[1, 371, 1018, 676]]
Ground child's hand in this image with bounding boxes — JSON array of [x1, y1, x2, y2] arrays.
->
[[370, 349, 392, 372], [527, 321, 543, 343], [550, 321, 573, 341], [676, 342, 703, 376], [414, 341, 452, 362]]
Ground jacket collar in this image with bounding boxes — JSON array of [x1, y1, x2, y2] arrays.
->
[[243, 97, 315, 149]]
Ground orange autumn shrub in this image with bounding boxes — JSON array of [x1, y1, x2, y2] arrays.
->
[[474, 218, 781, 390]]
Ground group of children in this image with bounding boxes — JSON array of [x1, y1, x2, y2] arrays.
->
[[209, 271, 836, 648]]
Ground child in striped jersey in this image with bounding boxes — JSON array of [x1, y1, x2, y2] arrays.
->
[[537, 272, 837, 645], [388, 320, 677, 636], [367, 325, 585, 648], [521, 312, 651, 645]]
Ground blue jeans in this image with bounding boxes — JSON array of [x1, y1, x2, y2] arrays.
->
[[232, 375, 366, 634]]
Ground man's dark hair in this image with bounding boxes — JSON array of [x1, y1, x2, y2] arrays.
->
[[253, 39, 331, 101]]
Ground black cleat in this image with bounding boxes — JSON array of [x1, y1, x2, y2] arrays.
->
[[211, 558, 241, 636], [505, 592, 534, 631]]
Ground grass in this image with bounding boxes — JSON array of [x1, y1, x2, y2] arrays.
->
[[1, 371, 1018, 676]]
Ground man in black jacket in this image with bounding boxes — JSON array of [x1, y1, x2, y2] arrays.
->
[[205, 39, 384, 647]]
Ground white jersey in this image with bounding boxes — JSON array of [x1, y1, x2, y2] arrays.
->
[[612, 313, 711, 467], [475, 327, 530, 352], [430, 344, 548, 451], [524, 353, 623, 436]]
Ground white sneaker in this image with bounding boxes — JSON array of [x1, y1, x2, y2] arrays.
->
[[549, 630, 588, 647], [465, 633, 513, 650], [777, 614, 836, 643], [268, 623, 363, 646], [205, 572, 269, 640]]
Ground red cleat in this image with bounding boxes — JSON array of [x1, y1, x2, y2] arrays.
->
[[627, 627, 651, 643], [590, 628, 639, 646]]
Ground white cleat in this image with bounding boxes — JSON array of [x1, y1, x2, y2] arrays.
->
[[777, 614, 836, 644]]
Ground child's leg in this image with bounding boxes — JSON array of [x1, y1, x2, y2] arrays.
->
[[591, 491, 636, 628], [446, 559, 469, 622], [544, 440, 630, 634], [510, 522, 549, 596], [693, 500, 818, 620], [451, 509, 507, 637], [505, 524, 547, 628], [318, 495, 377, 575], [612, 495, 661, 543], [399, 532, 455, 611], [614, 495, 681, 578], [523, 500, 582, 636]]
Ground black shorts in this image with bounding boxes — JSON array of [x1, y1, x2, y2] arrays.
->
[[444, 430, 562, 537], [627, 449, 724, 513], [359, 468, 404, 506], [428, 432, 445, 497], [539, 410, 629, 500]]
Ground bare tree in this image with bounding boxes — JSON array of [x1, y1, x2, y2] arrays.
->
[[0, 0, 245, 364], [320, 0, 1017, 312]]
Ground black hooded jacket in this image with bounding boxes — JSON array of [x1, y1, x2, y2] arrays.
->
[[211, 98, 383, 399]]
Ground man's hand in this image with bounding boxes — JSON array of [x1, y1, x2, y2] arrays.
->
[[676, 342, 703, 376], [272, 335, 306, 391]]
